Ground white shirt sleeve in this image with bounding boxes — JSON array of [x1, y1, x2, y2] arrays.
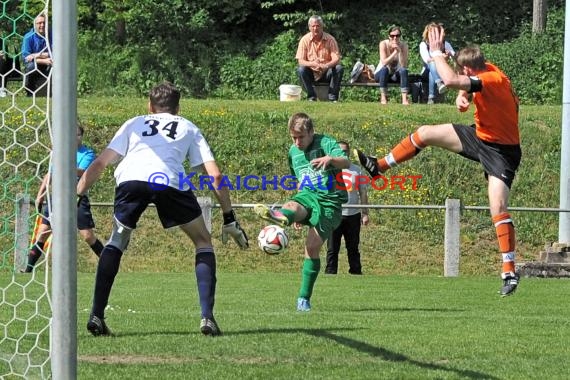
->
[[419, 41, 431, 64], [187, 128, 215, 168], [107, 117, 139, 157], [444, 41, 456, 57]]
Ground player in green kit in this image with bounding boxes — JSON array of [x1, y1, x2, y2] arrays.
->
[[255, 112, 349, 311]]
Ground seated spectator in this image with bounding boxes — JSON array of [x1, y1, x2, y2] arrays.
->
[[21, 12, 52, 97], [296, 15, 343, 102], [374, 26, 409, 105], [419, 22, 456, 104]]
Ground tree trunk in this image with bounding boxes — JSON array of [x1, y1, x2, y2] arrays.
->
[[533, 0, 547, 34], [116, 18, 126, 45]]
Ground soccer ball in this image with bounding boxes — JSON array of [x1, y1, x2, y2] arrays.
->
[[257, 225, 289, 255]]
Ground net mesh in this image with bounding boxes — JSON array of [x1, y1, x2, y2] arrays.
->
[[1, 1, 54, 378]]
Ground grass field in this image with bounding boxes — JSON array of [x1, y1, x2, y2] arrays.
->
[[70, 272, 569, 379], [1, 99, 568, 379]]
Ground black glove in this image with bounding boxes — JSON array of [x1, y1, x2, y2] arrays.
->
[[221, 210, 249, 249]]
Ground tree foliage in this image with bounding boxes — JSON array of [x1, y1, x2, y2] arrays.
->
[[71, 0, 565, 103]]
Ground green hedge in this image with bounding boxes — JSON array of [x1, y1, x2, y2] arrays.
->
[[216, 7, 564, 104], [74, 3, 564, 104]]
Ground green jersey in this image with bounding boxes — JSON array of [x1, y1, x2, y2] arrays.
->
[[288, 134, 348, 205]]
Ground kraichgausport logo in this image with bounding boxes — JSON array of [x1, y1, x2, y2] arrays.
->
[[147, 172, 422, 191]]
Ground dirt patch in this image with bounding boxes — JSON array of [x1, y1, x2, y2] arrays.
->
[[79, 355, 201, 365]]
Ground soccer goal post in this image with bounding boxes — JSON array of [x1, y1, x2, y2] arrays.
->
[[0, 0, 77, 378], [50, 0, 78, 378]]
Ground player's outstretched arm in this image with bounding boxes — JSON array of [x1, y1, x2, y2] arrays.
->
[[428, 27, 471, 91], [77, 148, 121, 196], [201, 160, 249, 249]]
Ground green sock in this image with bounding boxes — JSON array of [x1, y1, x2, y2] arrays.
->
[[298, 258, 321, 299], [280, 208, 295, 226]]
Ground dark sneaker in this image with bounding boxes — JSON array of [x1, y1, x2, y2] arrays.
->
[[200, 317, 222, 336], [87, 315, 112, 336], [353, 148, 380, 177], [500, 272, 520, 297]]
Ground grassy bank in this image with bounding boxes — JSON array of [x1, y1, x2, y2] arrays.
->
[[64, 98, 560, 275]]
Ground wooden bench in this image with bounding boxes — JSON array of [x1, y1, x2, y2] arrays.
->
[[314, 74, 426, 101]]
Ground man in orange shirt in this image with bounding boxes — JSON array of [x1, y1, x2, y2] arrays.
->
[[295, 15, 343, 102], [355, 25, 522, 296]]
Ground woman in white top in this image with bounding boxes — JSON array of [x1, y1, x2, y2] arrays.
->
[[374, 26, 409, 105], [419, 22, 456, 104]]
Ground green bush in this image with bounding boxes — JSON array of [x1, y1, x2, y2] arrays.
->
[[74, 2, 564, 104], [482, 7, 564, 104], [67, 98, 561, 274], [216, 30, 299, 99]]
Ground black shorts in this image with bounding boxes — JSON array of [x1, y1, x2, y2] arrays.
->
[[453, 124, 522, 188], [41, 195, 96, 230], [113, 180, 202, 229]]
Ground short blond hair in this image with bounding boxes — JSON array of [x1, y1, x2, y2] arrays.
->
[[422, 22, 442, 42], [288, 112, 314, 133]]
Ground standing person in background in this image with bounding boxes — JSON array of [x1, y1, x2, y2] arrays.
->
[[24, 124, 104, 272], [77, 81, 249, 337], [296, 15, 343, 102], [21, 12, 52, 96], [419, 22, 456, 104], [325, 141, 369, 275], [254, 113, 349, 312], [355, 27, 522, 297], [374, 26, 409, 105]]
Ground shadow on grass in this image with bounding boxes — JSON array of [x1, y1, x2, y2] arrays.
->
[[308, 329, 498, 380], [233, 327, 496, 380], [112, 326, 496, 379]]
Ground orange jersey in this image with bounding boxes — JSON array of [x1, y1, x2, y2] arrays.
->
[[472, 63, 520, 145]]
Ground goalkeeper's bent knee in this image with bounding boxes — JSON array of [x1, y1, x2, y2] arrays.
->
[[107, 217, 133, 252]]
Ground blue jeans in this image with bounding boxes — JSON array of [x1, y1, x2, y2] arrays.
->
[[297, 65, 344, 100], [374, 66, 409, 93], [425, 61, 442, 99]]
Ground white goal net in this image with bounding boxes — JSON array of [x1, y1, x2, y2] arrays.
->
[[1, 1, 55, 378]]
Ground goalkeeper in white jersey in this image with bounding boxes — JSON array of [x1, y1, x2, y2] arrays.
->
[[77, 81, 248, 337]]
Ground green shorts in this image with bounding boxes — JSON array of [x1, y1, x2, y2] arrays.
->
[[290, 191, 343, 241]]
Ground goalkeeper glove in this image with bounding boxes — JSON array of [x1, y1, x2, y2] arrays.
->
[[221, 210, 249, 249]]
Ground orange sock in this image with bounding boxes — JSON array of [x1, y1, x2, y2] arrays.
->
[[378, 131, 426, 172], [492, 213, 516, 273]]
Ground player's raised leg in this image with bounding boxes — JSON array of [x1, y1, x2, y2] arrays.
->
[[254, 204, 291, 227], [354, 123, 461, 177]]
